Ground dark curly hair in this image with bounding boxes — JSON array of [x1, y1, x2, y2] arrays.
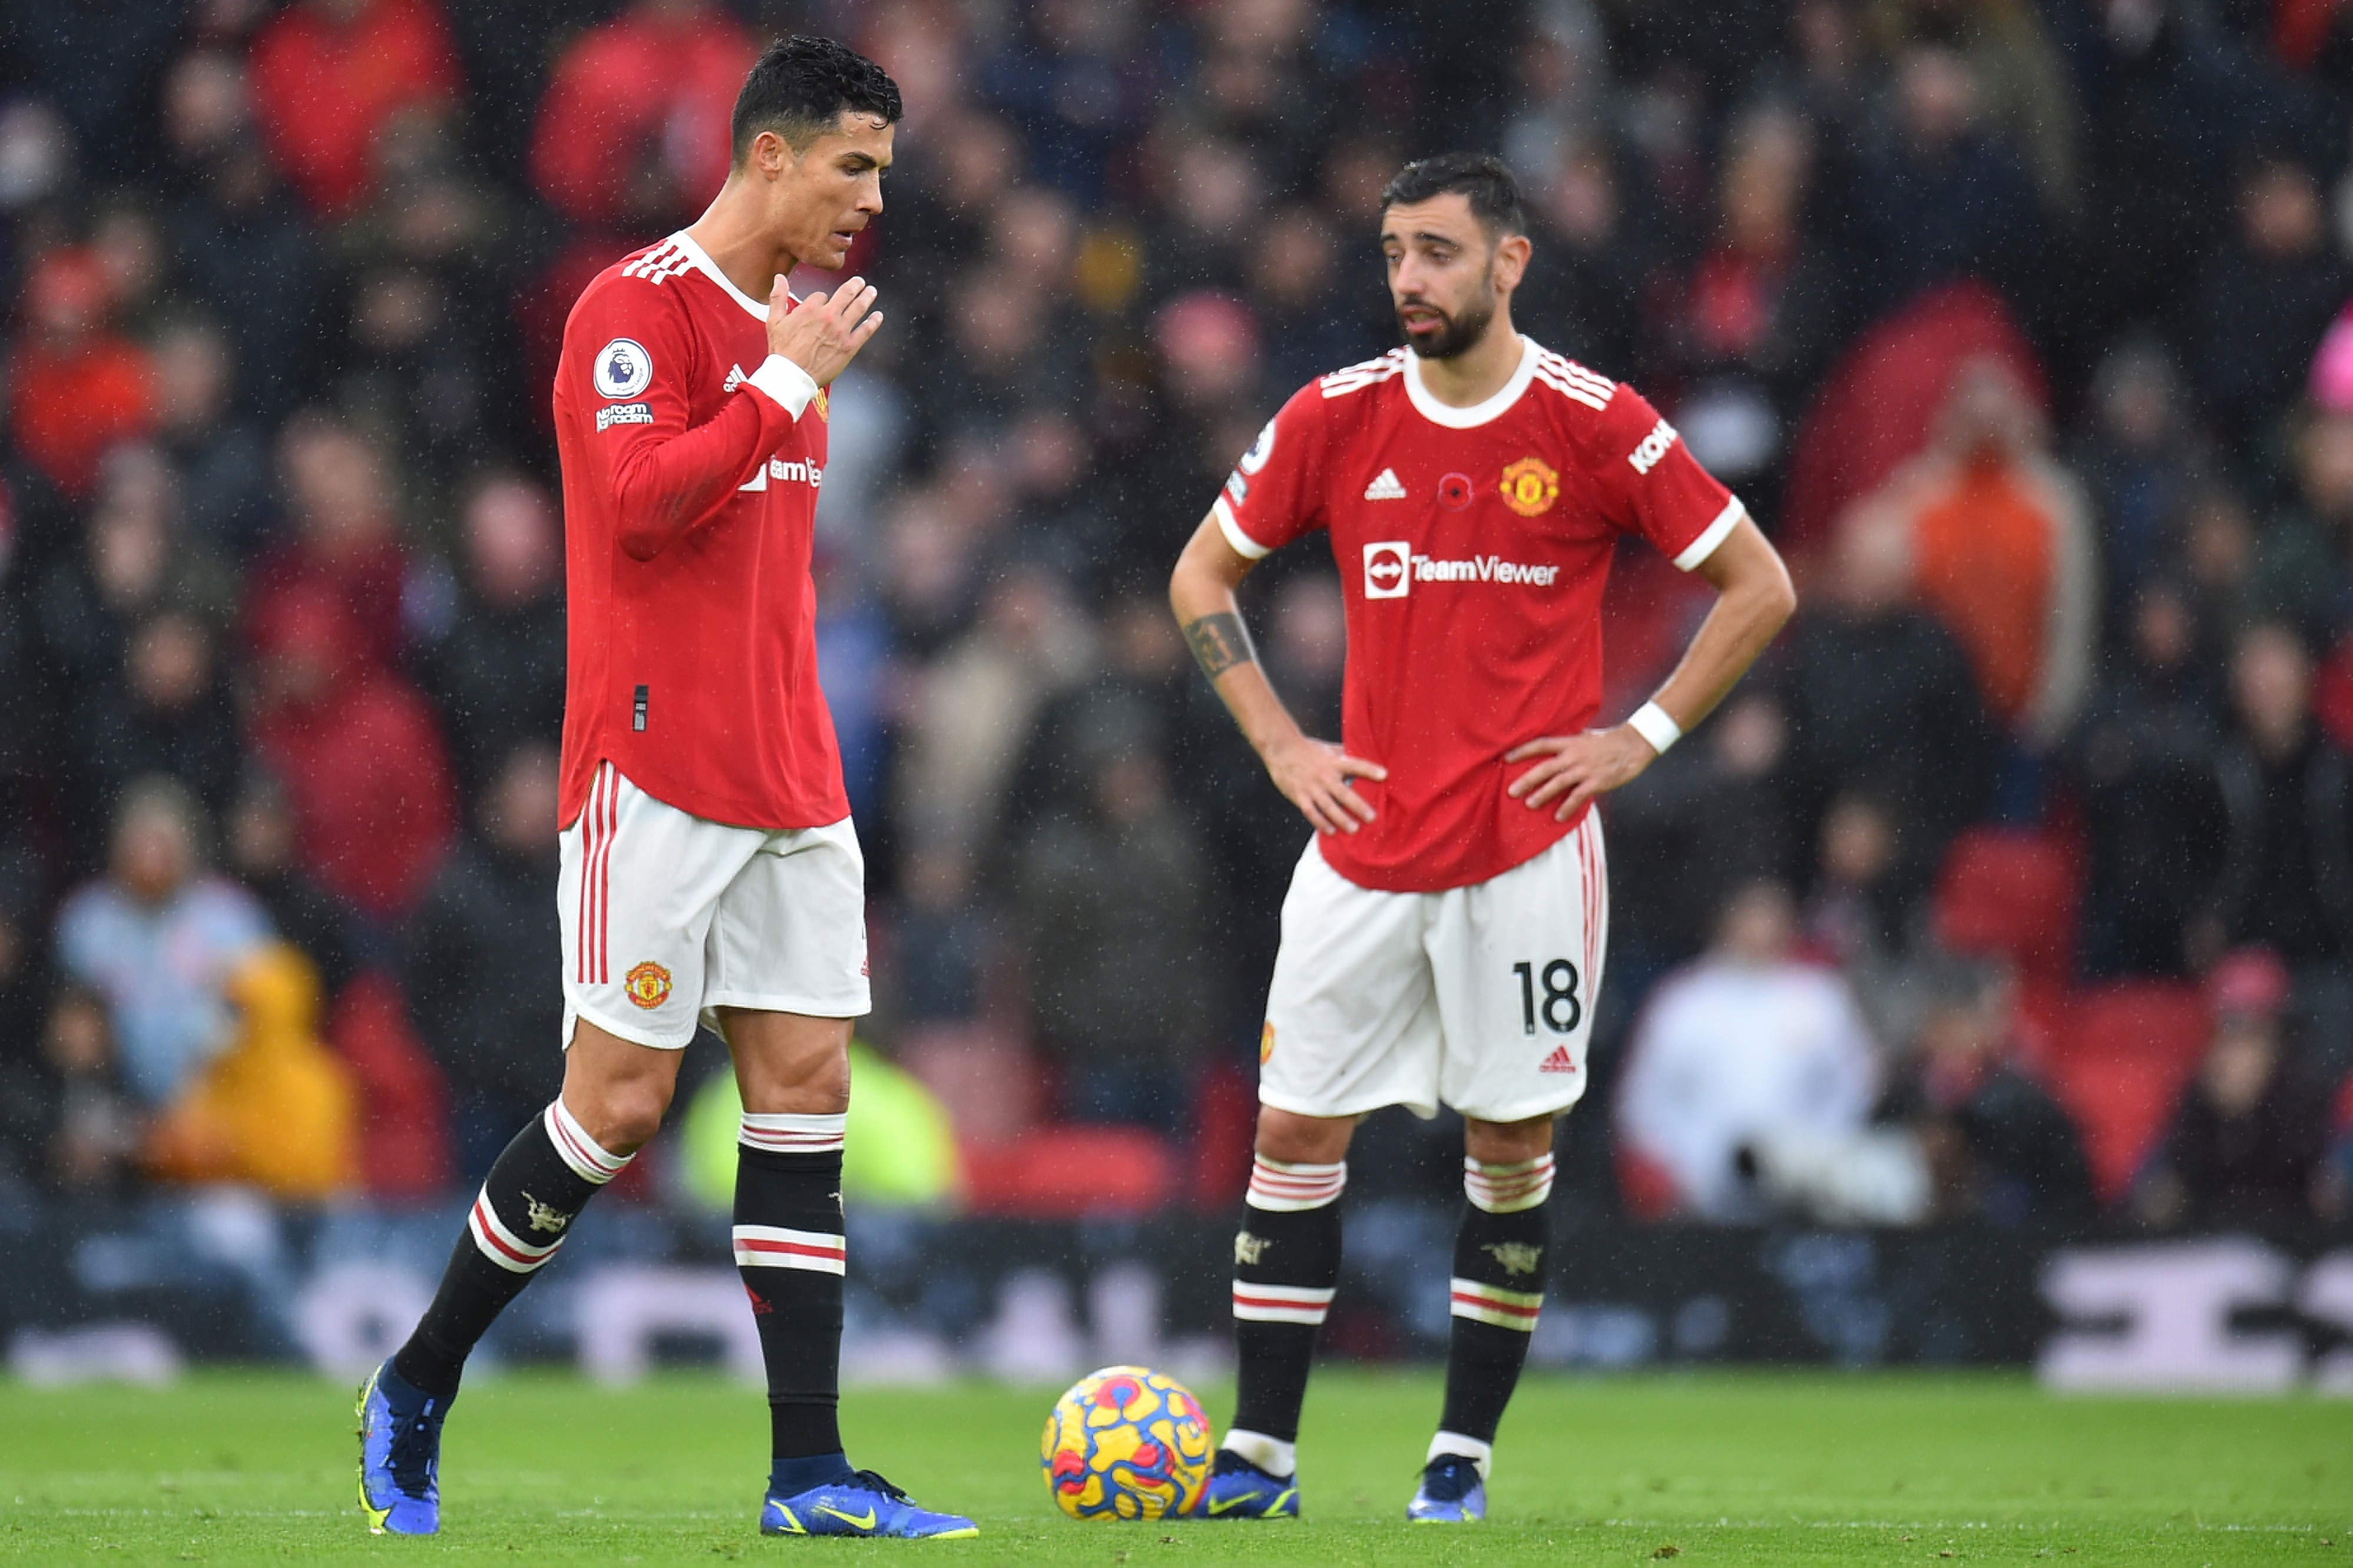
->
[[731, 35, 902, 162], [1380, 152, 1526, 238]]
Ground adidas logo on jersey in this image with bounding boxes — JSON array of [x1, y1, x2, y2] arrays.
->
[[724, 363, 747, 393], [1538, 1045, 1578, 1074], [1364, 468, 1406, 500]]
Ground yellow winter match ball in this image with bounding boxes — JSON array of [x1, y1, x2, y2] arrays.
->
[[1040, 1364, 1214, 1520]]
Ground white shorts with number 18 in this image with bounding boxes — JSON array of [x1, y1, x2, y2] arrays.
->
[[1257, 810, 1606, 1125]]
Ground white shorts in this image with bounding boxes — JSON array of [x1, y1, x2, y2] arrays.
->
[[1258, 811, 1607, 1124], [558, 762, 871, 1050]]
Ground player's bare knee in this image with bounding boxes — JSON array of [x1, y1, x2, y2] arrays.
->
[[1463, 1114, 1554, 1168], [739, 1061, 849, 1118], [727, 1013, 853, 1115], [1253, 1107, 1356, 1166], [564, 1075, 673, 1154]]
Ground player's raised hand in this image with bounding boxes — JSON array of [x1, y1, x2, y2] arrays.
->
[[1506, 725, 1657, 821], [1263, 732, 1386, 836], [767, 273, 882, 386]]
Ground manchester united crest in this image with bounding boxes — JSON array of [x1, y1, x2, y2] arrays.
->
[[1259, 1021, 1278, 1065], [624, 960, 673, 1010], [814, 386, 830, 422], [1499, 456, 1560, 517]]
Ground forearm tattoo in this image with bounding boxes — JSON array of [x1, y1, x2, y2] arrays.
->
[[1182, 612, 1258, 679]]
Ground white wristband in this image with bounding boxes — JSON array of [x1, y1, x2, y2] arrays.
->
[[744, 353, 819, 420], [1627, 701, 1682, 755]]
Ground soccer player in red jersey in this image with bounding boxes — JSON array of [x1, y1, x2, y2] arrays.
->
[[1171, 153, 1796, 1523], [356, 37, 977, 1541]]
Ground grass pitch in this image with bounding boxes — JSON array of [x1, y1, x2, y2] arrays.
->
[[0, 1368, 2344, 1564]]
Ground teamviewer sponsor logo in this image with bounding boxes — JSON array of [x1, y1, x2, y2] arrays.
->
[[1364, 541, 1411, 599], [1412, 554, 1561, 586]]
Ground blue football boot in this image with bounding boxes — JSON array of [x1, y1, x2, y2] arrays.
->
[[1194, 1450, 1302, 1519], [1406, 1454, 1487, 1523], [760, 1470, 978, 1538], [355, 1359, 448, 1535]]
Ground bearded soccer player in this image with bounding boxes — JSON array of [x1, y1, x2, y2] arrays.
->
[[356, 38, 976, 1540], [1170, 153, 1795, 1523]]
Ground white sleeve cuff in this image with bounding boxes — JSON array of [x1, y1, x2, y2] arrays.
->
[[1213, 496, 1271, 561], [745, 354, 819, 420], [1672, 497, 1746, 572]]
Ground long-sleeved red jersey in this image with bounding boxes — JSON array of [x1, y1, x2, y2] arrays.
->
[[552, 231, 848, 833]]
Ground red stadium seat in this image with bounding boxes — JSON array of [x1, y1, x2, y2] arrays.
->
[[1186, 1058, 1257, 1212], [2008, 979, 2077, 1079], [327, 971, 451, 1201], [2038, 982, 2210, 1202], [959, 1125, 1178, 1218], [1933, 828, 2081, 983], [1615, 1145, 1683, 1222]]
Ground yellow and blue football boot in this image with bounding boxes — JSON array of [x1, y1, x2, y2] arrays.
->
[[355, 1359, 448, 1535], [1193, 1450, 1302, 1519], [760, 1470, 978, 1538], [1405, 1453, 1487, 1523]]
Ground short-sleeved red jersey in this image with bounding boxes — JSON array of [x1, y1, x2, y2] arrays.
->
[[554, 231, 848, 833], [1215, 337, 1742, 893]]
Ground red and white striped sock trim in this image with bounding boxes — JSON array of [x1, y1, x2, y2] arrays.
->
[[1231, 1281, 1336, 1325], [467, 1187, 565, 1275], [1449, 1277, 1543, 1331], [1246, 1156, 1346, 1213], [738, 1112, 848, 1155], [545, 1099, 633, 1186], [733, 1224, 846, 1275], [1464, 1154, 1554, 1214]]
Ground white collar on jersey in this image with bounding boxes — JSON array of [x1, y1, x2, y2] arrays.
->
[[666, 230, 797, 323], [1402, 333, 1538, 429]]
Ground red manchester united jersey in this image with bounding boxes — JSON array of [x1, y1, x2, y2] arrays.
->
[[554, 231, 848, 833], [1215, 337, 1742, 893]]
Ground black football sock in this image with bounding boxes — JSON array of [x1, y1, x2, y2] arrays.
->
[[1433, 1153, 1556, 1475], [734, 1113, 851, 1494], [394, 1099, 633, 1400], [1223, 1155, 1347, 1478]]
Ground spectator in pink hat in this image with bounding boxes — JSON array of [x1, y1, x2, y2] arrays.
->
[[2135, 947, 2344, 1227]]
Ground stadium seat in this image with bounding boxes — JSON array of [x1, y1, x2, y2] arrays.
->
[[2008, 979, 2077, 1079], [327, 972, 451, 1200], [1186, 1058, 1256, 1211], [1615, 1144, 1683, 1222], [959, 1125, 1177, 1218], [1932, 827, 2082, 983], [2039, 982, 2210, 1202]]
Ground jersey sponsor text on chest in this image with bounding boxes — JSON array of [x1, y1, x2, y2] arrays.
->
[[1362, 540, 1560, 598], [738, 457, 823, 492]]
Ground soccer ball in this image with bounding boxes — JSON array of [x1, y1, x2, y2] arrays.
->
[[1040, 1365, 1214, 1520]]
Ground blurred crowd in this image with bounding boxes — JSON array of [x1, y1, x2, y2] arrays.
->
[[3, 0, 2353, 1234]]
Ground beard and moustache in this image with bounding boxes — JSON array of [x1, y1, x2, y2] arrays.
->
[[1394, 280, 1498, 360]]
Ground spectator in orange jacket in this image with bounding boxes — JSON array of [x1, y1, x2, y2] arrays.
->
[[247, 0, 461, 216], [1839, 356, 2098, 751], [143, 940, 358, 1199]]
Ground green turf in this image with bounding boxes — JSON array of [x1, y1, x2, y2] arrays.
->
[[0, 1368, 2345, 1564]]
